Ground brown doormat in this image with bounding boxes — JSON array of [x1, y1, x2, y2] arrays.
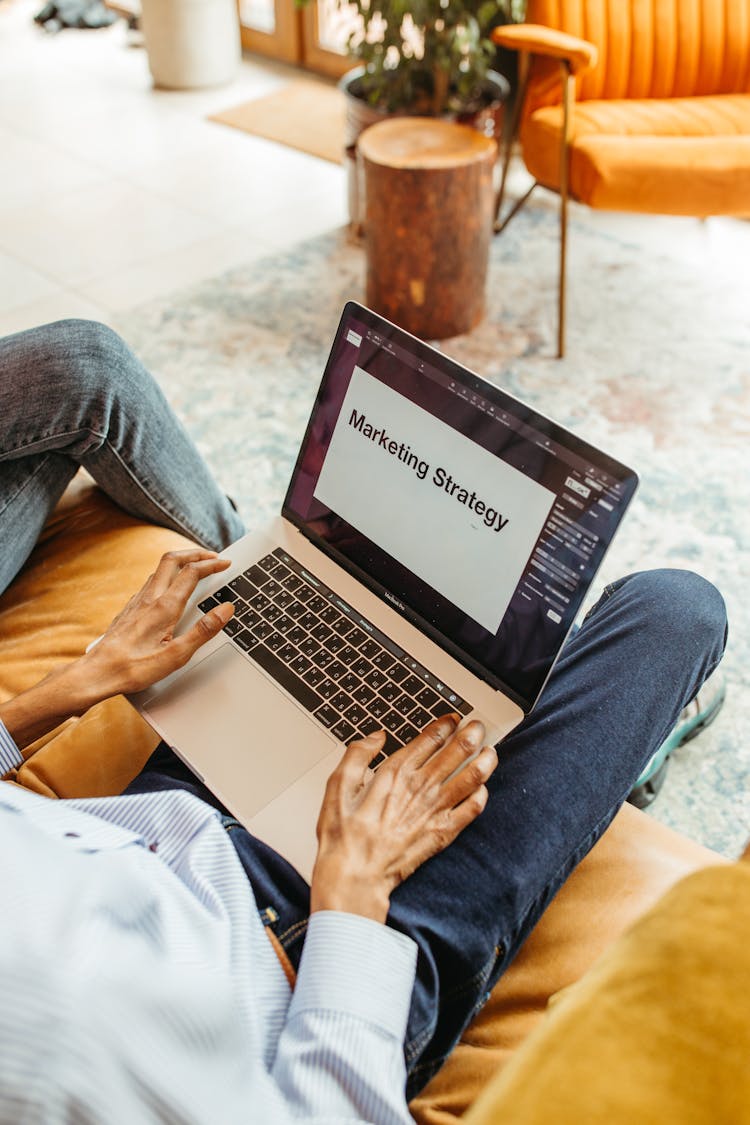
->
[[209, 79, 346, 165]]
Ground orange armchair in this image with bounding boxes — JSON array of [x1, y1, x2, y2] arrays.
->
[[493, 0, 750, 356]]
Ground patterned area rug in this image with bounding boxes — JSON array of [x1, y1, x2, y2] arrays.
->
[[115, 191, 750, 858]]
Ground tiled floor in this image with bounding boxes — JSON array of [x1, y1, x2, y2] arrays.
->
[[0, 0, 347, 335]]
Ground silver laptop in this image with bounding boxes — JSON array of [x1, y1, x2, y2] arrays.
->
[[135, 302, 638, 880]]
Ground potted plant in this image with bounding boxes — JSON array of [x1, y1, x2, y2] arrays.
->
[[298, 0, 525, 222], [336, 0, 524, 116]]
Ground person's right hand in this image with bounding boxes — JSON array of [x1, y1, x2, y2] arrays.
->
[[78, 548, 234, 702], [310, 715, 498, 923]]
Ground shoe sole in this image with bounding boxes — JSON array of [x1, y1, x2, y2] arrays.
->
[[676, 684, 726, 746], [628, 758, 670, 810]]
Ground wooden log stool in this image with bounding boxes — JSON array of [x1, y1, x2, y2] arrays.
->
[[358, 118, 497, 340]]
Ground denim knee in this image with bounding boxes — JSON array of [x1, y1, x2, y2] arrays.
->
[[624, 568, 728, 662], [51, 319, 149, 405]]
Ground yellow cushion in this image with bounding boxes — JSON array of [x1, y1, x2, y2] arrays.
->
[[464, 862, 750, 1125], [522, 94, 750, 213], [0, 477, 195, 797], [409, 803, 723, 1124]]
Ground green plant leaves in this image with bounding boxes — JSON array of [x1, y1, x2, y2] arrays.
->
[[317, 0, 524, 114]]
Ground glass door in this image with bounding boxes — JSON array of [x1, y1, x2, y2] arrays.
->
[[237, 0, 359, 77], [300, 0, 359, 79], [237, 0, 301, 64]]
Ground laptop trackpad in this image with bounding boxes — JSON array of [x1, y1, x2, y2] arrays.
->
[[145, 643, 336, 820]]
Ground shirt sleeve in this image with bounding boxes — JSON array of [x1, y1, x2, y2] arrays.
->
[[0, 788, 421, 1123], [273, 910, 418, 1124], [0, 721, 23, 775]]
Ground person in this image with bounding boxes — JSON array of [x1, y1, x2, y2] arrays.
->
[[0, 320, 729, 1122]]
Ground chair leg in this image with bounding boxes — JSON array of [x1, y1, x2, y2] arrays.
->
[[558, 181, 569, 359], [557, 65, 575, 358], [496, 182, 537, 234], [494, 51, 530, 231]]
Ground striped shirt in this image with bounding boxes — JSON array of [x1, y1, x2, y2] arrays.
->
[[0, 723, 417, 1123]]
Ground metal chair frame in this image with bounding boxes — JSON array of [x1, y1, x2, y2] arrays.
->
[[494, 54, 575, 358]]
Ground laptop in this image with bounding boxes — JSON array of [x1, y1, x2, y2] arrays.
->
[[134, 302, 638, 880]]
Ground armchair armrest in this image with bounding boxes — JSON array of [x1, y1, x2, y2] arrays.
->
[[491, 23, 598, 75]]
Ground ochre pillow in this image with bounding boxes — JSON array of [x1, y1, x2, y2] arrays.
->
[[0, 478, 195, 797], [464, 862, 750, 1124], [409, 804, 723, 1124]]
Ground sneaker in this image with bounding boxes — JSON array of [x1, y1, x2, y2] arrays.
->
[[628, 670, 727, 810]]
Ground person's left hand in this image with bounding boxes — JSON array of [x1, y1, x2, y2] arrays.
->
[[78, 548, 234, 702], [0, 549, 235, 750]]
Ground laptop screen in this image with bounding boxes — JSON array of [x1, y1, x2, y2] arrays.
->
[[284, 303, 638, 712]]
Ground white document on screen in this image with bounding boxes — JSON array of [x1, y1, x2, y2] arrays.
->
[[313, 366, 555, 635]]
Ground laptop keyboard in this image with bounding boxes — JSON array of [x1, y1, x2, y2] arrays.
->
[[198, 548, 473, 769]]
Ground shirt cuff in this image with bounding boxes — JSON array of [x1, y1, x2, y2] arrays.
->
[[0, 721, 23, 774], [291, 912, 417, 1042]]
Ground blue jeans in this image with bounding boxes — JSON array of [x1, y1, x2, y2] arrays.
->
[[128, 570, 728, 1098], [0, 319, 245, 595]]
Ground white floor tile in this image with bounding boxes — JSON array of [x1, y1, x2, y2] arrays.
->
[[0, 291, 112, 338], [75, 228, 274, 311], [0, 250, 59, 312], [125, 130, 346, 226], [0, 82, 228, 174], [0, 122, 108, 210], [257, 189, 349, 253], [0, 6, 285, 175], [0, 8, 137, 101], [0, 179, 221, 287]]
